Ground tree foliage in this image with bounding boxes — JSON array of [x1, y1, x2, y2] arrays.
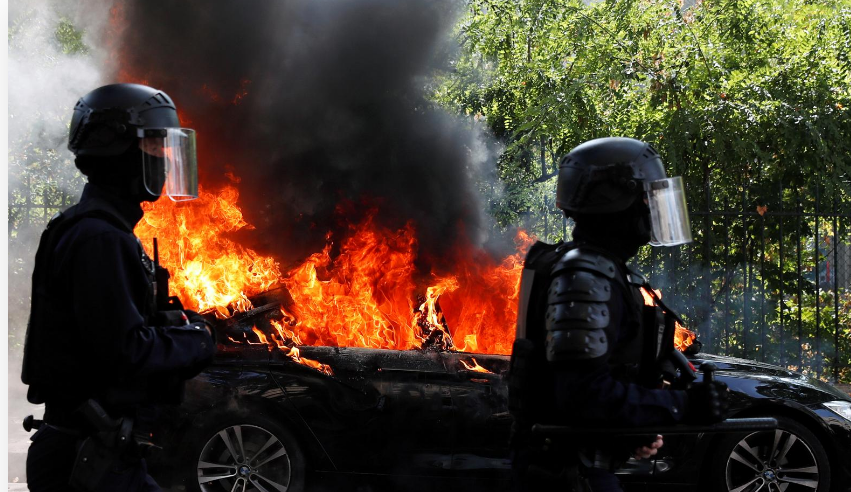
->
[[434, 0, 851, 380], [434, 0, 851, 227]]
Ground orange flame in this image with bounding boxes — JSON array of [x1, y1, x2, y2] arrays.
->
[[673, 323, 697, 352], [640, 287, 662, 306], [251, 327, 271, 347], [228, 326, 333, 375], [439, 231, 535, 355], [136, 185, 282, 318], [136, 182, 535, 355], [460, 357, 493, 374], [640, 287, 697, 352], [279, 213, 534, 354]]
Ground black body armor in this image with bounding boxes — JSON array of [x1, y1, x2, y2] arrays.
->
[[22, 195, 183, 410], [509, 240, 692, 431]]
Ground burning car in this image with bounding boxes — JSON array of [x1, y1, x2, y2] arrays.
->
[[132, 188, 851, 492], [144, 296, 851, 492]]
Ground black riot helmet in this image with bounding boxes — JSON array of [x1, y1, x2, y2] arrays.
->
[[557, 137, 692, 246], [68, 83, 198, 201]]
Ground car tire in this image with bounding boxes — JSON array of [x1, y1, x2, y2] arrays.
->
[[710, 415, 831, 492], [183, 414, 306, 492]]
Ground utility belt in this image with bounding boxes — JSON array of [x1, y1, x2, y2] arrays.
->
[[24, 400, 160, 491]]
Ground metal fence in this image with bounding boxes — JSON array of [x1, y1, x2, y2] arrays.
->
[[544, 182, 851, 384], [8, 152, 83, 235]]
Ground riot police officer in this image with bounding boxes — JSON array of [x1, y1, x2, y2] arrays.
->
[[509, 137, 728, 491], [21, 83, 216, 491]]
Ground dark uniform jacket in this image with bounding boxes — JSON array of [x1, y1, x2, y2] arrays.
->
[[512, 240, 687, 435], [22, 183, 215, 422], [552, 266, 687, 427]]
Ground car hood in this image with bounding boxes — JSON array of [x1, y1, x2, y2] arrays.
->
[[692, 353, 851, 402]]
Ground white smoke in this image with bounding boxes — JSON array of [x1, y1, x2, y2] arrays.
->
[[7, 0, 111, 483]]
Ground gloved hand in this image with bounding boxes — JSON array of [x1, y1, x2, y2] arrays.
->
[[183, 310, 214, 338], [685, 380, 730, 424]]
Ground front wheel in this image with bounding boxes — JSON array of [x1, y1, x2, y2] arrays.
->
[[187, 416, 305, 492], [711, 415, 830, 492]]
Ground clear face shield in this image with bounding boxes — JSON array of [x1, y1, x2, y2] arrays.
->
[[644, 176, 693, 246], [139, 128, 198, 201]]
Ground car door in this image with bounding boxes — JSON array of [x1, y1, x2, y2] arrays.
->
[[269, 346, 458, 476]]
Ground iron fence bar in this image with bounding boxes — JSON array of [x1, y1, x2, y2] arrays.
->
[[815, 185, 821, 378], [833, 187, 840, 383], [704, 179, 713, 351], [544, 204, 549, 242], [43, 186, 49, 229], [779, 181, 785, 368], [688, 234, 696, 323], [651, 242, 657, 281], [797, 193, 804, 366], [743, 188, 750, 359], [724, 198, 731, 354], [759, 213, 766, 363], [25, 173, 31, 229], [667, 238, 676, 303]]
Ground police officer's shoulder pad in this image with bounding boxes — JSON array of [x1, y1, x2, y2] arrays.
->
[[551, 248, 618, 279], [547, 271, 612, 304]]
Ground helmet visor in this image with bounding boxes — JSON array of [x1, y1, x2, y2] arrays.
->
[[140, 128, 198, 201], [644, 176, 692, 246]]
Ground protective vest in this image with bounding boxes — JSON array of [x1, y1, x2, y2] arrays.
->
[[508, 241, 690, 428], [21, 197, 159, 406]]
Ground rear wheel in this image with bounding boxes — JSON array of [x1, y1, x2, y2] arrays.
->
[[187, 416, 305, 492], [711, 416, 830, 492]]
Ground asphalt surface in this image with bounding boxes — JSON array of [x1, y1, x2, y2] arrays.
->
[[8, 410, 35, 487]]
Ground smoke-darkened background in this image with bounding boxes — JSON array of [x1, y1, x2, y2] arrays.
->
[[115, 0, 497, 269], [7, 0, 504, 482]]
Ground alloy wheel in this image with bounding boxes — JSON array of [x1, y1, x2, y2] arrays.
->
[[725, 428, 820, 492], [198, 424, 292, 492]]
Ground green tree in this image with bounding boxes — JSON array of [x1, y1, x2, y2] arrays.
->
[[435, 0, 851, 380]]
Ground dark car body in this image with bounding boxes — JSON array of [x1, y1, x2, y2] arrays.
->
[[149, 345, 851, 491]]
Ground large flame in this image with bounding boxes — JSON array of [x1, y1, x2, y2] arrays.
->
[[136, 184, 282, 318], [278, 211, 534, 354], [135, 183, 697, 359], [135, 184, 534, 355]]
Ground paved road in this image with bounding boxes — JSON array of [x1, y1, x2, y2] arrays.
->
[[8, 408, 35, 486]]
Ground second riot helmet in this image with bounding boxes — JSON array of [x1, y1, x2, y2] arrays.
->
[[556, 137, 692, 246]]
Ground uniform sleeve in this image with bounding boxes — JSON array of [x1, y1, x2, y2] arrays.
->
[[552, 278, 687, 427], [66, 230, 215, 376]]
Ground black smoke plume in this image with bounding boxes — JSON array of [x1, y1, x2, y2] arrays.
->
[[115, 0, 494, 269]]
